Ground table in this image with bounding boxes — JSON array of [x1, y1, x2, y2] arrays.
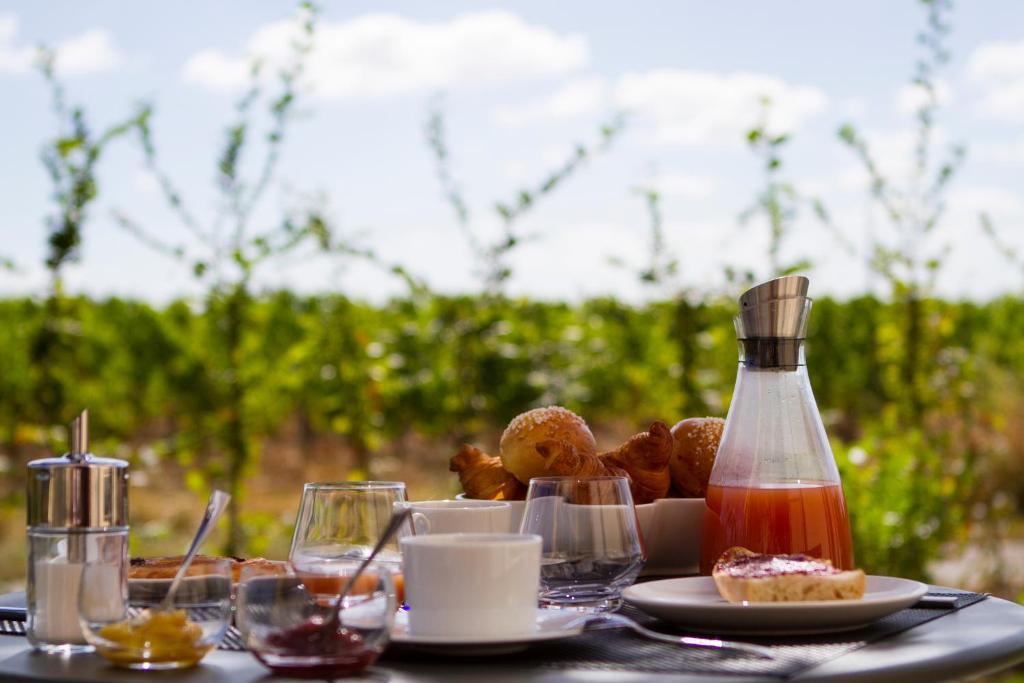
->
[[1, 587, 1023, 682]]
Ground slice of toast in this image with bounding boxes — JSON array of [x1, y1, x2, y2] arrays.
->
[[712, 547, 866, 603]]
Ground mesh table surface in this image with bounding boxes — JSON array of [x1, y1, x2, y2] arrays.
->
[[0, 591, 988, 678], [382, 592, 988, 679]]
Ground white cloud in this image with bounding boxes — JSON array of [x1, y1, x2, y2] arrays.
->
[[183, 11, 588, 98], [968, 40, 1024, 82], [649, 172, 716, 199], [977, 81, 1024, 119], [0, 14, 33, 73], [976, 135, 1024, 166], [837, 126, 952, 191], [493, 76, 606, 126], [948, 186, 1024, 216], [895, 79, 952, 116], [0, 13, 123, 75], [183, 50, 249, 90], [967, 40, 1024, 119], [795, 177, 831, 197], [613, 69, 827, 146], [53, 29, 123, 75], [540, 144, 575, 168]]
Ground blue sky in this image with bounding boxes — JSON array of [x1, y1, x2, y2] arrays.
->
[[1, 1, 1022, 302]]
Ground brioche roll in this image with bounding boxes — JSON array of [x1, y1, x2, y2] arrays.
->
[[500, 406, 596, 484], [669, 417, 724, 497]]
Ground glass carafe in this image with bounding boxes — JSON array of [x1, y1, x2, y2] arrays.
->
[[700, 276, 854, 574]]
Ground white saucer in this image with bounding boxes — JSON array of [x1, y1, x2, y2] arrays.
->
[[390, 609, 584, 654], [624, 575, 928, 635]]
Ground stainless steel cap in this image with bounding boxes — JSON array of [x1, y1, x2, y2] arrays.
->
[[26, 410, 129, 529], [736, 275, 812, 339]]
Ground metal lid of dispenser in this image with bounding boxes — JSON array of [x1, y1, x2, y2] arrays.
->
[[27, 410, 129, 529], [736, 275, 812, 340], [735, 275, 813, 369]]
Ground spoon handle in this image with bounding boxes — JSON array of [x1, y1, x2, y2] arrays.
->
[[160, 490, 231, 610], [328, 508, 411, 624], [578, 613, 775, 660]]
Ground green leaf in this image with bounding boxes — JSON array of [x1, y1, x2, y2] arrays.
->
[[55, 137, 85, 157], [185, 469, 206, 495]]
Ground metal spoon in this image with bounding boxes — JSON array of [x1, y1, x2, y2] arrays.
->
[[572, 612, 776, 660], [325, 508, 411, 627], [159, 489, 231, 611]]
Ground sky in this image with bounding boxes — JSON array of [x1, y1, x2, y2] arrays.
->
[[1, 0, 1023, 304]]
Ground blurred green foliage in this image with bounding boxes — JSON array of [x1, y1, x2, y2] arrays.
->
[[2, 292, 1021, 582]]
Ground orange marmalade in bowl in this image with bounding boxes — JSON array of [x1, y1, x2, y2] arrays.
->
[[96, 609, 211, 668]]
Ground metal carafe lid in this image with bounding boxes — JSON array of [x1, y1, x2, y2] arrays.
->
[[736, 275, 812, 340], [27, 410, 129, 529]]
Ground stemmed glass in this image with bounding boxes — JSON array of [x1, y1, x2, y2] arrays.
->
[[520, 476, 645, 612], [289, 481, 408, 575]]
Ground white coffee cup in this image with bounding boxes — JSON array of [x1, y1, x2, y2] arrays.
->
[[402, 499, 512, 535], [456, 493, 525, 533], [400, 533, 541, 638]]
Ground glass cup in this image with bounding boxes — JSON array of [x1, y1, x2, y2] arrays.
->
[[239, 561, 395, 678], [290, 481, 408, 572], [79, 558, 232, 670], [520, 476, 645, 612]]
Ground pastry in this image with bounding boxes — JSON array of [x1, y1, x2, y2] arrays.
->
[[600, 421, 672, 504], [669, 417, 725, 497], [535, 439, 628, 479], [129, 556, 286, 583], [535, 439, 630, 504], [500, 406, 596, 484], [238, 558, 289, 580], [712, 547, 866, 602], [449, 444, 527, 501]]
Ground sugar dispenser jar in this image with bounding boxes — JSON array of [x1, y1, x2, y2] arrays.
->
[[700, 276, 854, 574], [26, 410, 129, 653]]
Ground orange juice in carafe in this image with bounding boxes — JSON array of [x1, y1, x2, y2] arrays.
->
[[699, 276, 854, 574]]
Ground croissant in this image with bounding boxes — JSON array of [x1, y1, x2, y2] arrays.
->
[[599, 421, 673, 504], [449, 444, 527, 501], [535, 440, 629, 479]]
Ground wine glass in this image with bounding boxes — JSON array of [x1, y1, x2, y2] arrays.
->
[[520, 476, 645, 612], [239, 561, 395, 678], [289, 481, 408, 574], [80, 558, 232, 670]]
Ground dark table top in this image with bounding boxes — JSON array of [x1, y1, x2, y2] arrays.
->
[[1, 586, 1022, 682]]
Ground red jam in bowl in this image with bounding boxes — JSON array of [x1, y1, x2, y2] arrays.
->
[[252, 619, 379, 678]]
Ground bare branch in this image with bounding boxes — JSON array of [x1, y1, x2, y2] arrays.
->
[[112, 210, 189, 261], [134, 106, 212, 247], [237, 3, 318, 236], [425, 97, 476, 252]]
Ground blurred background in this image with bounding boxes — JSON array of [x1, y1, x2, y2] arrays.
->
[[1, 0, 1022, 617]]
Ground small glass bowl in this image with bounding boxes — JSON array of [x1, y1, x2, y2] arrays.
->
[[79, 558, 232, 670], [239, 561, 395, 678]]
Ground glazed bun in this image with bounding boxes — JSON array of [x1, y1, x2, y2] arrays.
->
[[669, 417, 725, 497], [500, 406, 597, 484]]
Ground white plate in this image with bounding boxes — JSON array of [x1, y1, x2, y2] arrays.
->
[[624, 575, 928, 635], [390, 608, 584, 654]]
